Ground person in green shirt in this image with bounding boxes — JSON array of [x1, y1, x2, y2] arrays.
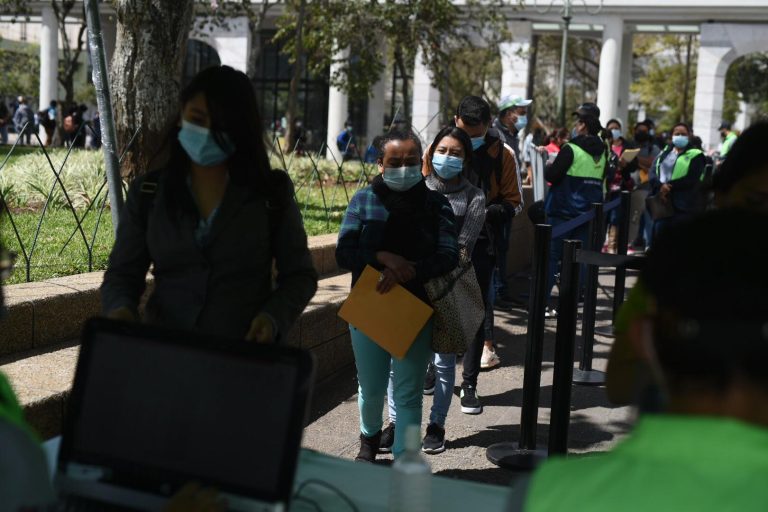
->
[[718, 121, 738, 158], [514, 208, 768, 512]]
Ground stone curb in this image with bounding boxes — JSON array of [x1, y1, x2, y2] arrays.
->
[[1, 233, 340, 358]]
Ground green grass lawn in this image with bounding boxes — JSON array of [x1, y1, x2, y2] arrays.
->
[[1, 146, 368, 284], [1, 207, 115, 285]]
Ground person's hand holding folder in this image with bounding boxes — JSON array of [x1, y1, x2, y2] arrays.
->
[[375, 251, 415, 293]]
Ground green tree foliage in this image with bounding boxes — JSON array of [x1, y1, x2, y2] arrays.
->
[[0, 40, 40, 98], [275, 0, 510, 123], [726, 53, 768, 120], [442, 47, 502, 123], [532, 34, 601, 127], [631, 35, 699, 129]]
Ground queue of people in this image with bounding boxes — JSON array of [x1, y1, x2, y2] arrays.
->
[[0, 96, 102, 148], [1, 61, 766, 511]]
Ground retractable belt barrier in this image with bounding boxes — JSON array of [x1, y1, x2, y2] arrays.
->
[[487, 191, 645, 468]]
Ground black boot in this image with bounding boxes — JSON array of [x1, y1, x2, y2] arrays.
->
[[355, 430, 382, 463]]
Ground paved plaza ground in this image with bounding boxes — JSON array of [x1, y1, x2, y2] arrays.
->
[[302, 270, 636, 486]]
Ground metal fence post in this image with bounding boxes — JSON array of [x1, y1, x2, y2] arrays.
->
[[85, 0, 123, 233], [548, 239, 582, 455], [573, 203, 605, 385], [486, 223, 551, 470], [612, 191, 632, 321]]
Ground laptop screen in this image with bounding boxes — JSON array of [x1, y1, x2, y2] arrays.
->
[[67, 329, 301, 499]]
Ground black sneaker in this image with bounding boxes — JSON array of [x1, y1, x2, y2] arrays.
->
[[355, 431, 381, 463], [423, 362, 436, 395], [422, 423, 446, 454], [379, 422, 395, 453], [460, 384, 482, 414]]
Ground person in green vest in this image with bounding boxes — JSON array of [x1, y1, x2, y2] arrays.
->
[[543, 103, 608, 318], [607, 120, 768, 408], [515, 208, 768, 512], [718, 121, 738, 158], [648, 122, 705, 241]]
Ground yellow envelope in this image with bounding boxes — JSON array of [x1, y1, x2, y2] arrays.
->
[[338, 265, 433, 359]]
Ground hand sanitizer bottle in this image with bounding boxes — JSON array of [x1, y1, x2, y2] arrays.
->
[[390, 424, 431, 512]]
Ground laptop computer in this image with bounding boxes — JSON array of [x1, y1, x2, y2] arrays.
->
[[55, 317, 315, 511]]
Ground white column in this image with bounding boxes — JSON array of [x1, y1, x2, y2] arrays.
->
[[616, 31, 633, 127], [325, 48, 349, 160], [367, 73, 387, 144], [499, 21, 532, 100], [596, 17, 624, 126], [39, 6, 59, 109], [411, 49, 441, 145], [366, 45, 387, 146], [693, 25, 735, 151], [212, 17, 250, 73]]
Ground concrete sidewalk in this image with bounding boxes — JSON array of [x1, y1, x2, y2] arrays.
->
[[302, 269, 636, 486]]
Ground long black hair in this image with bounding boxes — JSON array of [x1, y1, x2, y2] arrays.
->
[[162, 66, 272, 210], [427, 125, 473, 175]]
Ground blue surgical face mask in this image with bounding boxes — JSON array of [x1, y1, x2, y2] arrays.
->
[[611, 129, 622, 140], [383, 165, 423, 191], [178, 120, 234, 167], [432, 153, 464, 180], [571, 128, 579, 139], [514, 115, 528, 131], [672, 135, 689, 148], [471, 136, 485, 151]]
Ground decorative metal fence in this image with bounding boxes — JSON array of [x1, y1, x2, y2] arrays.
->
[[0, 120, 384, 284]]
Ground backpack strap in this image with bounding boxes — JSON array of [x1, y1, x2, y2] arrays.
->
[[137, 169, 162, 229], [264, 169, 292, 255]]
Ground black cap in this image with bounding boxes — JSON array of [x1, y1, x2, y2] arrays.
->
[[718, 121, 732, 130], [572, 102, 600, 119]]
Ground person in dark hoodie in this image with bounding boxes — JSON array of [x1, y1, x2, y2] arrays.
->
[[543, 103, 608, 317]]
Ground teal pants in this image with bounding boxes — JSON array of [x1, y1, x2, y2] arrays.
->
[[350, 321, 433, 457]]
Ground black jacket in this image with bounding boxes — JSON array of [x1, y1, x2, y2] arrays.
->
[[101, 169, 318, 340]]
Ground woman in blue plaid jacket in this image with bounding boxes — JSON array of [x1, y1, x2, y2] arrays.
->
[[336, 129, 459, 462]]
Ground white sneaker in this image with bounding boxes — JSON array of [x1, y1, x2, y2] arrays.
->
[[480, 346, 501, 369], [545, 307, 558, 320]]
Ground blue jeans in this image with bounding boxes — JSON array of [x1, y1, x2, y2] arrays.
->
[[546, 215, 590, 305], [636, 208, 654, 248], [350, 321, 433, 457], [0, 124, 8, 144], [388, 352, 456, 428]]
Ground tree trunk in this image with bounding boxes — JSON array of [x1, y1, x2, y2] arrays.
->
[[395, 48, 410, 123], [111, 0, 194, 178], [245, 0, 275, 82], [681, 34, 693, 124], [285, 0, 305, 152]]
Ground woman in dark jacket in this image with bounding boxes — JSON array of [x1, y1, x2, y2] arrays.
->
[[648, 122, 706, 240], [101, 66, 318, 342], [336, 130, 458, 462]]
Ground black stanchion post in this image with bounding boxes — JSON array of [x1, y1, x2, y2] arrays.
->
[[548, 239, 581, 455], [487, 224, 551, 470], [573, 203, 605, 386], [612, 191, 632, 321]]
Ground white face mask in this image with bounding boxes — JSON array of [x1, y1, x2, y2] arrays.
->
[[382, 165, 423, 191]]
